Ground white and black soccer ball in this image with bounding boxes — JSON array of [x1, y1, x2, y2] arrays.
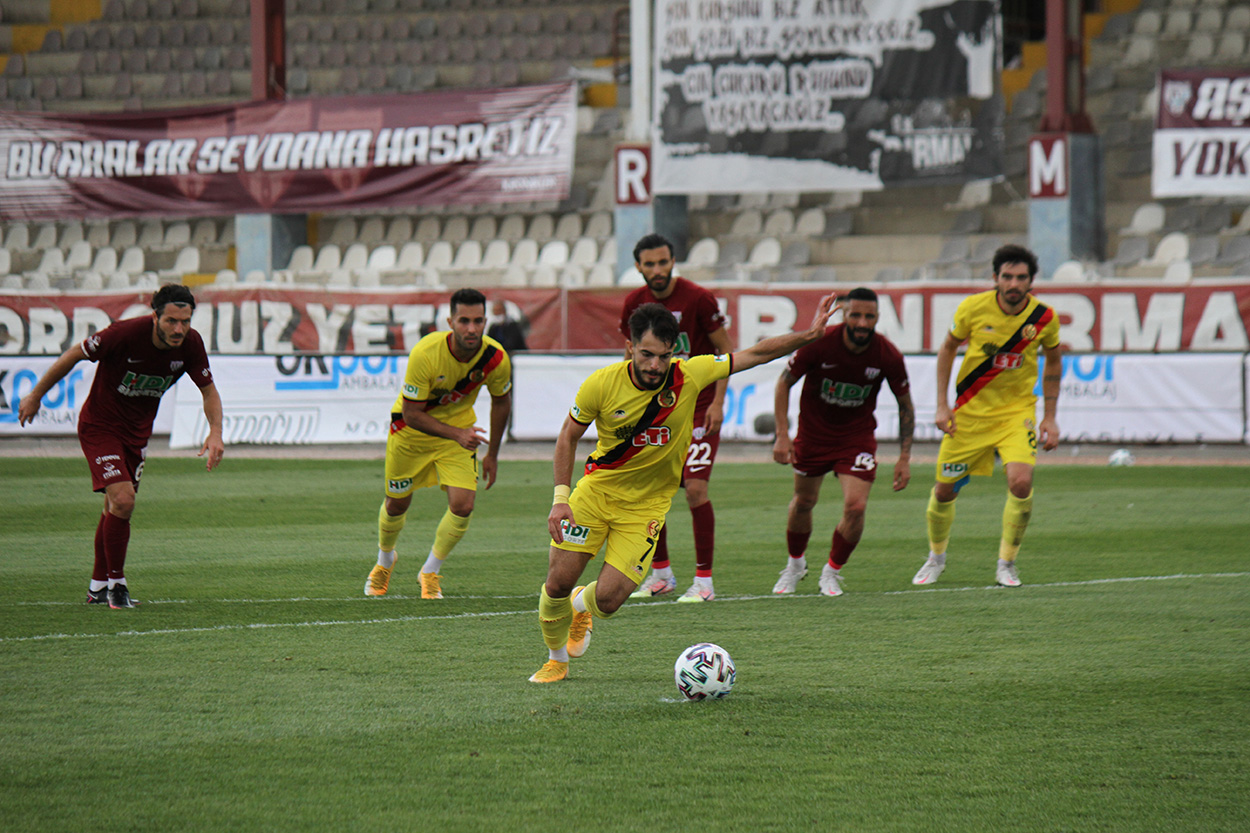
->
[[1108, 448, 1136, 467], [674, 643, 736, 701]]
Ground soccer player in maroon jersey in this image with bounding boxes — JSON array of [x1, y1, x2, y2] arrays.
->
[[619, 233, 733, 603], [18, 285, 225, 609], [771, 288, 915, 596]]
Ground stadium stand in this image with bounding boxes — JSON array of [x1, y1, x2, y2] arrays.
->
[[2, 1, 1249, 291]]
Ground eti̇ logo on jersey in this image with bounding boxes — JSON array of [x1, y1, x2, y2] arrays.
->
[[658, 390, 677, 408]]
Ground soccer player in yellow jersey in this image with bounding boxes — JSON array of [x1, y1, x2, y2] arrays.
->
[[912, 244, 1063, 589], [365, 289, 512, 599], [530, 294, 837, 683]]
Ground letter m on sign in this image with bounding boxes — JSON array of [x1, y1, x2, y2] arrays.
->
[[1029, 135, 1067, 198]]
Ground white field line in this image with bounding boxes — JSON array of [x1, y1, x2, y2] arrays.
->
[[3, 572, 1247, 644]]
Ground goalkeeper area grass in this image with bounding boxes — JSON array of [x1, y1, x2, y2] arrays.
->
[[2, 457, 1247, 833]]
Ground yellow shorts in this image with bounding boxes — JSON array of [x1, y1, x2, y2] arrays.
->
[[550, 484, 670, 586], [384, 428, 478, 497], [936, 413, 1038, 483]]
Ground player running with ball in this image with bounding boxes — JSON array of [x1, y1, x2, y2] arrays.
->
[[529, 294, 836, 684]]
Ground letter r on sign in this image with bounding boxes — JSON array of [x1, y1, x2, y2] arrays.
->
[[615, 144, 650, 205]]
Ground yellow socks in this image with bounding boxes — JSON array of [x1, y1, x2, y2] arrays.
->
[[538, 584, 573, 651], [926, 490, 956, 555], [378, 502, 406, 552], [431, 509, 471, 563], [999, 490, 1033, 561], [572, 581, 613, 619]]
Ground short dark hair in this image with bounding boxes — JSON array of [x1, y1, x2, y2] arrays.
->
[[151, 284, 195, 315], [993, 244, 1039, 279], [633, 233, 674, 264], [449, 288, 487, 314], [628, 302, 680, 346], [844, 287, 878, 304]]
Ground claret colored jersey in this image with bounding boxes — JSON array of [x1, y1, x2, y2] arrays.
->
[[569, 354, 732, 499], [620, 277, 727, 411], [79, 316, 213, 446], [786, 324, 910, 448], [949, 290, 1060, 421], [392, 331, 512, 429]]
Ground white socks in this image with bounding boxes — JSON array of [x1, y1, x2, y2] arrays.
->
[[376, 549, 396, 569]]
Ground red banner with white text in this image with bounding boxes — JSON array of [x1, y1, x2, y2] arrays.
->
[[0, 83, 576, 221], [1, 282, 1248, 357]]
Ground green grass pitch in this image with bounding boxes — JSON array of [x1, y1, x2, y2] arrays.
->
[[2, 456, 1247, 832]]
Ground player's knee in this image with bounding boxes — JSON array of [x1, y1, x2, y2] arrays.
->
[[597, 593, 623, 616], [843, 500, 867, 522], [791, 493, 818, 515], [108, 493, 136, 519], [448, 495, 475, 517]]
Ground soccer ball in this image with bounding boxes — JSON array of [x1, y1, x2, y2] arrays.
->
[[1108, 448, 1136, 467], [674, 643, 736, 701]]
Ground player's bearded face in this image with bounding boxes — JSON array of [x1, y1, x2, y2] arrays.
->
[[629, 332, 674, 390], [636, 246, 674, 296], [842, 301, 878, 347], [448, 303, 486, 357], [995, 263, 1033, 310], [153, 305, 192, 349]]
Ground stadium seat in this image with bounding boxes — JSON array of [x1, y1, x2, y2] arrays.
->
[[568, 237, 598, 267], [159, 246, 200, 281], [510, 238, 539, 270], [214, 268, 238, 286], [1214, 236, 1250, 266], [468, 215, 497, 243], [794, 208, 826, 237], [450, 240, 483, 269], [1110, 237, 1150, 267], [118, 246, 146, 277], [584, 211, 612, 241], [498, 214, 527, 243], [414, 216, 441, 243], [86, 243, 119, 275], [385, 217, 414, 245], [780, 241, 810, 267], [1162, 260, 1193, 283], [537, 239, 570, 268], [424, 241, 454, 272], [762, 209, 795, 236], [480, 240, 510, 269], [526, 214, 555, 243], [729, 209, 763, 236], [442, 215, 470, 245], [1120, 203, 1165, 236], [586, 263, 615, 286], [1051, 260, 1087, 282], [530, 263, 558, 287], [554, 213, 583, 242], [358, 216, 386, 245]]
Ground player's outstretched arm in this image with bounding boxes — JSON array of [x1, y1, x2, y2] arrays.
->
[[17, 344, 86, 426], [549, 415, 590, 542], [730, 294, 836, 374], [197, 383, 226, 471]]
